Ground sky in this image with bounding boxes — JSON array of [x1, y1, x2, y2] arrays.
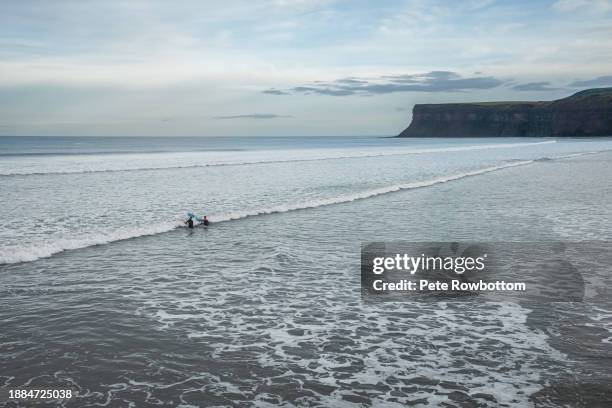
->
[[1, 0, 611, 137]]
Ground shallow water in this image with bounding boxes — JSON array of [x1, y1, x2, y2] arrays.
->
[[1, 137, 609, 265], [1, 137, 612, 406]]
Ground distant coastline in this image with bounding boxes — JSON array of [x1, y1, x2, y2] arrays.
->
[[398, 87, 612, 137]]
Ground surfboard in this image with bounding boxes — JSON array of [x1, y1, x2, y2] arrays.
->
[[187, 212, 203, 222]]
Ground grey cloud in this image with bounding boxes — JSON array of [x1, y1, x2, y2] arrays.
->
[[568, 75, 612, 87], [335, 77, 369, 85], [265, 71, 505, 97], [422, 70, 461, 80], [349, 76, 502, 94], [380, 71, 460, 84], [213, 113, 293, 119], [292, 86, 355, 96], [262, 89, 290, 95], [512, 81, 560, 91]]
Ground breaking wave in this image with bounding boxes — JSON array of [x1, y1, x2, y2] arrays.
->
[[0, 140, 556, 177], [0, 160, 534, 265]]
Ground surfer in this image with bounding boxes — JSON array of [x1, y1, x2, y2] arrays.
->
[[185, 215, 194, 229], [201, 215, 209, 226]]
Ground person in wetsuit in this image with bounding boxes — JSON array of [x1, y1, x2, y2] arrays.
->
[[185, 216, 194, 228], [202, 215, 209, 226]]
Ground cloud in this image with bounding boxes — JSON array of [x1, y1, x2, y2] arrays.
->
[[212, 113, 293, 119], [552, 0, 612, 12], [512, 81, 560, 91], [568, 75, 612, 87], [291, 86, 355, 96], [335, 77, 369, 85], [262, 89, 290, 95], [263, 71, 505, 96], [468, 0, 496, 10]]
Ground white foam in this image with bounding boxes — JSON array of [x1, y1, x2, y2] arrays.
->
[[209, 160, 534, 223], [145, 296, 567, 406], [0, 157, 563, 265], [0, 141, 555, 176], [0, 221, 179, 264]]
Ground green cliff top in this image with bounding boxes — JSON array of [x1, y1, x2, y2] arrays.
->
[[415, 87, 612, 109]]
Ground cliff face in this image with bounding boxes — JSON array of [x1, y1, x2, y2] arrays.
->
[[398, 88, 612, 137]]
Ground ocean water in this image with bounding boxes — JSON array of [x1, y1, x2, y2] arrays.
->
[[1, 136, 612, 407]]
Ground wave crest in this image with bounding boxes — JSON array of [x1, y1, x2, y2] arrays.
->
[[0, 141, 556, 177], [0, 160, 535, 265]]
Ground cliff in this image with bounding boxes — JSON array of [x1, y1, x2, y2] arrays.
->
[[397, 88, 612, 137]]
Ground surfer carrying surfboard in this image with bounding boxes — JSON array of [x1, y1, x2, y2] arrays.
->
[[185, 215, 194, 228], [184, 212, 208, 228]]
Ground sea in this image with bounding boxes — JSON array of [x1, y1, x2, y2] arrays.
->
[[1, 136, 612, 407]]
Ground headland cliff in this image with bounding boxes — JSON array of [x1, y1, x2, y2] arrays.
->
[[398, 88, 612, 137]]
